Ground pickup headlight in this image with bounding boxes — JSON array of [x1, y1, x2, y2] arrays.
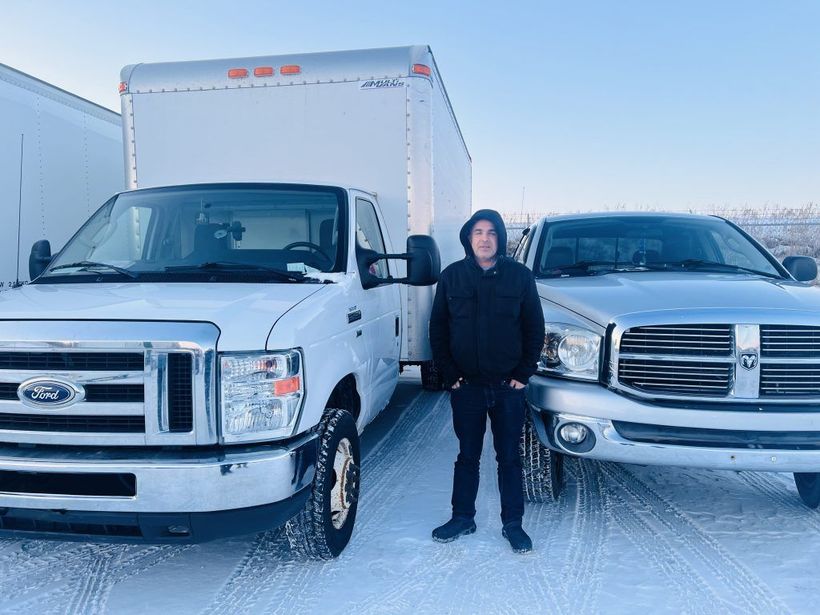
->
[[219, 350, 303, 443], [538, 324, 601, 381]]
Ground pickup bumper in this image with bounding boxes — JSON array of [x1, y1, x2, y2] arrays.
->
[[0, 431, 317, 542], [527, 374, 820, 473]]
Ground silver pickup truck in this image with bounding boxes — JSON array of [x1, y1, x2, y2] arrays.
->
[[515, 212, 820, 507]]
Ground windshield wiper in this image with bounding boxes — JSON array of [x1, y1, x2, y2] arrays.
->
[[650, 259, 782, 279], [163, 261, 309, 282], [48, 261, 139, 278], [539, 260, 620, 277]]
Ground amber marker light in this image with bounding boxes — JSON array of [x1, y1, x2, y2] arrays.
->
[[228, 68, 249, 79], [274, 376, 301, 395], [412, 64, 431, 76], [280, 65, 301, 75], [254, 66, 274, 77]]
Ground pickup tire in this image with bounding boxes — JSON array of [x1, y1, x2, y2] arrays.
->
[[520, 414, 564, 502], [420, 360, 443, 391], [794, 472, 820, 509], [285, 408, 360, 559]]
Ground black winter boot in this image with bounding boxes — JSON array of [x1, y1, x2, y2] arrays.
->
[[432, 517, 477, 543], [502, 523, 532, 553]]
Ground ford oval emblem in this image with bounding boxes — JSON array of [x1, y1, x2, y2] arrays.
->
[[17, 378, 84, 409]]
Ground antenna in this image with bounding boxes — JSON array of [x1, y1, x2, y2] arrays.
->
[[14, 134, 24, 288]]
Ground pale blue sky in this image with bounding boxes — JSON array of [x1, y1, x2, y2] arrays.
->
[[2, 0, 819, 214]]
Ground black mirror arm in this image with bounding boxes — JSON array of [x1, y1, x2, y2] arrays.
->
[[368, 252, 418, 284]]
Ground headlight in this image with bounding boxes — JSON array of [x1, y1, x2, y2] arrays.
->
[[538, 324, 601, 381], [219, 350, 303, 442]]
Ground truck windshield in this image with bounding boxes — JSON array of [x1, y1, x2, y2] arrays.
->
[[39, 184, 345, 282], [535, 216, 783, 279]]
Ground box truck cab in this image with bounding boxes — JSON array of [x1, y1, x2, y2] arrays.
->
[[0, 46, 470, 559]]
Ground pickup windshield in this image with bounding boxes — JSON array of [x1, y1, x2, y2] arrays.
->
[[535, 215, 783, 279], [38, 184, 345, 283]]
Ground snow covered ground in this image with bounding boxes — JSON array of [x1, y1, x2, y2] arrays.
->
[[0, 369, 818, 614]]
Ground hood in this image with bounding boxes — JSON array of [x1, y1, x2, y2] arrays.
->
[[0, 283, 326, 351], [459, 209, 508, 258], [537, 272, 820, 327]]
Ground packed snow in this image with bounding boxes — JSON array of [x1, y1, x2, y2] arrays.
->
[[0, 369, 817, 614]]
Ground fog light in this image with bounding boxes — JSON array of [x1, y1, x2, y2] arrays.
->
[[167, 525, 190, 536], [559, 423, 588, 444]]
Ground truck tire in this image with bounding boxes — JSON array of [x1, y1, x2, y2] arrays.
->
[[285, 408, 361, 559], [420, 360, 443, 391], [520, 414, 564, 502], [794, 473, 820, 509]]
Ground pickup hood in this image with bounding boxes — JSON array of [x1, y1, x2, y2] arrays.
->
[[537, 272, 820, 327], [0, 283, 326, 350]]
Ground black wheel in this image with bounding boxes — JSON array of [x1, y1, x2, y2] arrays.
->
[[520, 413, 564, 502], [420, 360, 443, 391], [794, 472, 820, 509], [285, 408, 361, 559]]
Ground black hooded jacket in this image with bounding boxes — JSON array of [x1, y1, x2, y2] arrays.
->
[[429, 209, 545, 387]]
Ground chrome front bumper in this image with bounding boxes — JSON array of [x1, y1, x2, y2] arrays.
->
[[0, 431, 317, 513], [527, 375, 820, 472]]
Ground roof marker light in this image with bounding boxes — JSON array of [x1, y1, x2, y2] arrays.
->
[[118, 82, 128, 94], [254, 66, 274, 77], [412, 64, 431, 77], [280, 65, 301, 75], [228, 68, 249, 79]]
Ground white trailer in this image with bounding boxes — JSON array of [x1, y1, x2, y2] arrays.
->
[[0, 64, 123, 287], [120, 45, 471, 376], [0, 46, 469, 558]]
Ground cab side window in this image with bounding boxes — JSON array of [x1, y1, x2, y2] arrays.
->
[[513, 226, 535, 264], [355, 198, 389, 277]]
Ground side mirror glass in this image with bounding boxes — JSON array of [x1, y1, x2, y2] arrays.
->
[[355, 247, 382, 290], [405, 235, 440, 286], [29, 240, 52, 280], [783, 256, 818, 283]]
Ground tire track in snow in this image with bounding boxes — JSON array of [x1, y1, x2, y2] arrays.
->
[[201, 531, 294, 615], [559, 458, 609, 614], [736, 471, 820, 531], [0, 543, 121, 605], [206, 389, 444, 615], [600, 463, 789, 615], [1, 544, 192, 615], [605, 487, 730, 615]]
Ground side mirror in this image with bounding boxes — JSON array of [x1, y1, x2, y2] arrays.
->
[[355, 234, 441, 289], [783, 256, 818, 282], [29, 240, 52, 279], [405, 235, 440, 286], [355, 247, 382, 290]]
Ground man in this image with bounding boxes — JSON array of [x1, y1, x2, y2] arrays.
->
[[429, 209, 545, 553]]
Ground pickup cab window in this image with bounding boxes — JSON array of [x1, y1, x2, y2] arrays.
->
[[535, 215, 783, 279], [38, 184, 346, 283]]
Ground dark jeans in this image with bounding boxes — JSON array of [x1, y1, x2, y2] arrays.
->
[[449, 381, 526, 526]]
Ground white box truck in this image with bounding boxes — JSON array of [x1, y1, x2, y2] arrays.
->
[[0, 64, 123, 287], [0, 46, 470, 558]]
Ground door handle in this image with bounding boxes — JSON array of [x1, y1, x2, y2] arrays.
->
[[348, 309, 362, 324]]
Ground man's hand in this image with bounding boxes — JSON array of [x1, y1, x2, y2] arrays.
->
[[451, 378, 464, 390], [509, 379, 525, 390]]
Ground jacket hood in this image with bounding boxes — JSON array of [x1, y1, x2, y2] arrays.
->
[[459, 209, 508, 258]]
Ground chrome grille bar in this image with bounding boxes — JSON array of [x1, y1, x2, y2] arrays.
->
[[621, 325, 733, 356]]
